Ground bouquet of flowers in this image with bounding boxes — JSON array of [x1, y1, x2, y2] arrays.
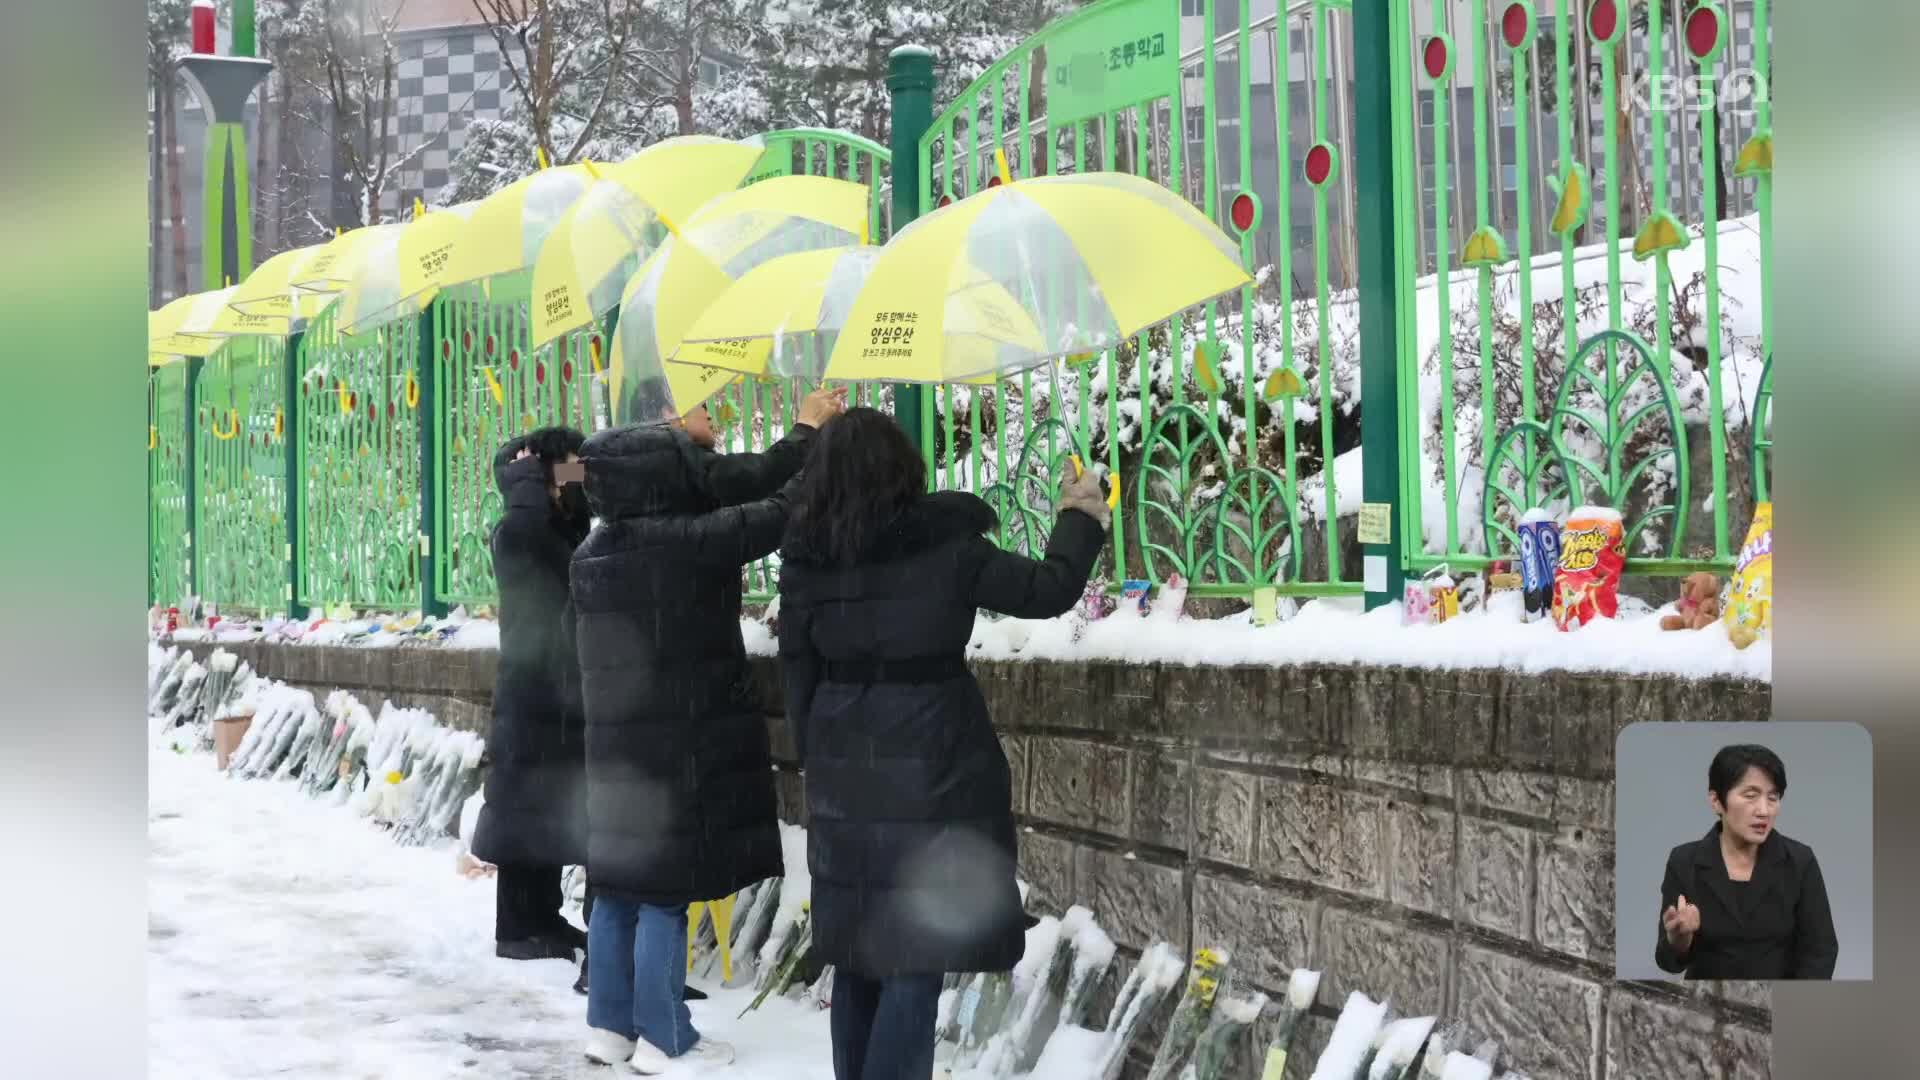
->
[[1144, 946, 1231, 1080], [1257, 967, 1321, 1079], [1184, 990, 1269, 1080]]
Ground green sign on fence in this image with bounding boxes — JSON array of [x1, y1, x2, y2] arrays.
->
[[1044, 0, 1178, 126]]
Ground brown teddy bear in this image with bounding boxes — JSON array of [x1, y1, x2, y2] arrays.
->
[[1660, 572, 1722, 630]]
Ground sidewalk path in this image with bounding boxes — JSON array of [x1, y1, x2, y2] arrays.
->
[[148, 746, 835, 1080]]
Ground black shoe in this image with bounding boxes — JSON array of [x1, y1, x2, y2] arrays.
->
[[496, 936, 580, 962], [573, 961, 589, 995], [684, 985, 708, 1002]]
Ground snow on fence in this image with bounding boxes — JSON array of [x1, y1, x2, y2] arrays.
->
[[151, 646, 1535, 1080]]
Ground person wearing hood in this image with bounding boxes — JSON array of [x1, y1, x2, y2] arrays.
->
[[572, 387, 846, 1072], [774, 407, 1112, 1080], [472, 428, 593, 978]]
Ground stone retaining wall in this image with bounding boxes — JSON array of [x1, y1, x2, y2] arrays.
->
[[162, 638, 1774, 1080]]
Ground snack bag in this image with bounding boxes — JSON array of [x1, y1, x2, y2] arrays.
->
[[1722, 502, 1773, 649], [1552, 506, 1625, 631], [1121, 579, 1151, 616], [1517, 509, 1561, 622]]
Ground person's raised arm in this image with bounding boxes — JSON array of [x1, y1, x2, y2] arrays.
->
[[1789, 852, 1840, 978], [967, 464, 1111, 619], [705, 387, 846, 505], [684, 475, 803, 569]]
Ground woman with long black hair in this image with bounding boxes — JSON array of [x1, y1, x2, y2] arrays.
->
[[775, 407, 1111, 1080]]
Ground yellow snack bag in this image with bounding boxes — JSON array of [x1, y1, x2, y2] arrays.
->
[[1723, 502, 1773, 649]]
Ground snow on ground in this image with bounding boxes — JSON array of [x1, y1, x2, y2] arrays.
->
[[148, 747, 835, 1080]]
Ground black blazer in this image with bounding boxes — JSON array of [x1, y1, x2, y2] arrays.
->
[[1654, 823, 1839, 979]]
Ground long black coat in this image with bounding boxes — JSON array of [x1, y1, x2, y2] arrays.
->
[[571, 422, 813, 906], [776, 492, 1105, 977], [472, 441, 591, 868], [1654, 823, 1839, 979]]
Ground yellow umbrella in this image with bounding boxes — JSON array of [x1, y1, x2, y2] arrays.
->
[[286, 226, 398, 296], [603, 175, 873, 422], [438, 163, 598, 289], [149, 288, 241, 356], [826, 156, 1250, 384], [527, 136, 769, 347], [220, 243, 336, 331], [334, 199, 480, 335], [673, 246, 1026, 386]]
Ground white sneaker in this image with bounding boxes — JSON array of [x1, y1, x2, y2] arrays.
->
[[585, 1029, 637, 1066], [683, 1039, 736, 1066], [626, 1039, 672, 1075]]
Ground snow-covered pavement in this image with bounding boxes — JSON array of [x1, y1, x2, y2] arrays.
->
[[148, 747, 835, 1080]]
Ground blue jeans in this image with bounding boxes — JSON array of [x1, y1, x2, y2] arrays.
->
[[830, 970, 943, 1080], [586, 896, 699, 1056]]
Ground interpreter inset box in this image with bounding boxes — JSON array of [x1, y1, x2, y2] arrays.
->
[[1613, 721, 1872, 981]]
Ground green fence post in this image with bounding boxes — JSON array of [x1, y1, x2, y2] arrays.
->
[[416, 309, 447, 618], [284, 329, 304, 618], [886, 45, 935, 466], [185, 355, 204, 602], [1353, 0, 1406, 611]]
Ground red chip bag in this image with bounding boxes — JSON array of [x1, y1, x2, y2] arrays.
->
[[1552, 506, 1625, 631]]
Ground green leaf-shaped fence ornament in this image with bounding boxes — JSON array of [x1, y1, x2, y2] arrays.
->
[[1734, 131, 1773, 179], [1549, 330, 1690, 557], [1546, 164, 1590, 238], [1632, 211, 1689, 262], [1263, 367, 1306, 402], [1136, 403, 1234, 585], [1192, 340, 1225, 398], [1462, 224, 1509, 268], [1201, 464, 1302, 587]]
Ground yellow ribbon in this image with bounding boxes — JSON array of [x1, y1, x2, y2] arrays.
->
[[272, 407, 285, 440], [210, 409, 240, 440], [148, 425, 157, 451], [483, 366, 505, 405], [337, 380, 353, 415], [405, 372, 420, 409]]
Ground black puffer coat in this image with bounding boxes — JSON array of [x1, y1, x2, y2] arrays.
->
[[571, 422, 814, 905], [776, 492, 1105, 977], [472, 440, 592, 868]]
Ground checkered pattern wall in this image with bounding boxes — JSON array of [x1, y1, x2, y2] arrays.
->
[[382, 27, 507, 214]]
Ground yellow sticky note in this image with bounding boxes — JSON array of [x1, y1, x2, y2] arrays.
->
[[1261, 1047, 1287, 1080], [1358, 502, 1392, 545]]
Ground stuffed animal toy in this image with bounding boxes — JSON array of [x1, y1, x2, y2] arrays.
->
[[1660, 572, 1722, 630]]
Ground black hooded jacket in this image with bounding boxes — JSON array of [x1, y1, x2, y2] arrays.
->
[[1654, 823, 1839, 979], [471, 438, 592, 868], [570, 422, 814, 905], [776, 491, 1104, 976]]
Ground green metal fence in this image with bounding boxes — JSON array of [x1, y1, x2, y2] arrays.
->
[[195, 335, 290, 613], [148, 362, 192, 607], [1398, 0, 1773, 575], [151, 2, 1773, 616], [918, 0, 1359, 597], [294, 303, 424, 611]]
